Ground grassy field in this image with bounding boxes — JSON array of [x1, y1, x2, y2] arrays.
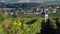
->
[[18, 12, 60, 18]]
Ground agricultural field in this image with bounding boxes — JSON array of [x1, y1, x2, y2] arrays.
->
[[0, 14, 60, 34]]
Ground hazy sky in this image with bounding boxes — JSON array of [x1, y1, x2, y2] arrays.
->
[[0, 0, 58, 3]]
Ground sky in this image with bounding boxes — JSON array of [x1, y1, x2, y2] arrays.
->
[[0, 0, 59, 3]]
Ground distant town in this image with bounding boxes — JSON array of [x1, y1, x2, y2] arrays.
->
[[0, 0, 60, 15]]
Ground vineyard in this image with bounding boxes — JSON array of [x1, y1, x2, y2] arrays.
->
[[0, 13, 60, 34], [0, 16, 60, 34]]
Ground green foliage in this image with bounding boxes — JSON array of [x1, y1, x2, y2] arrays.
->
[[0, 17, 60, 34], [0, 14, 7, 21], [50, 18, 57, 29]]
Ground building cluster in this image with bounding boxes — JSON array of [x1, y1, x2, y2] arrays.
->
[[0, 0, 60, 15], [0, 6, 59, 15]]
